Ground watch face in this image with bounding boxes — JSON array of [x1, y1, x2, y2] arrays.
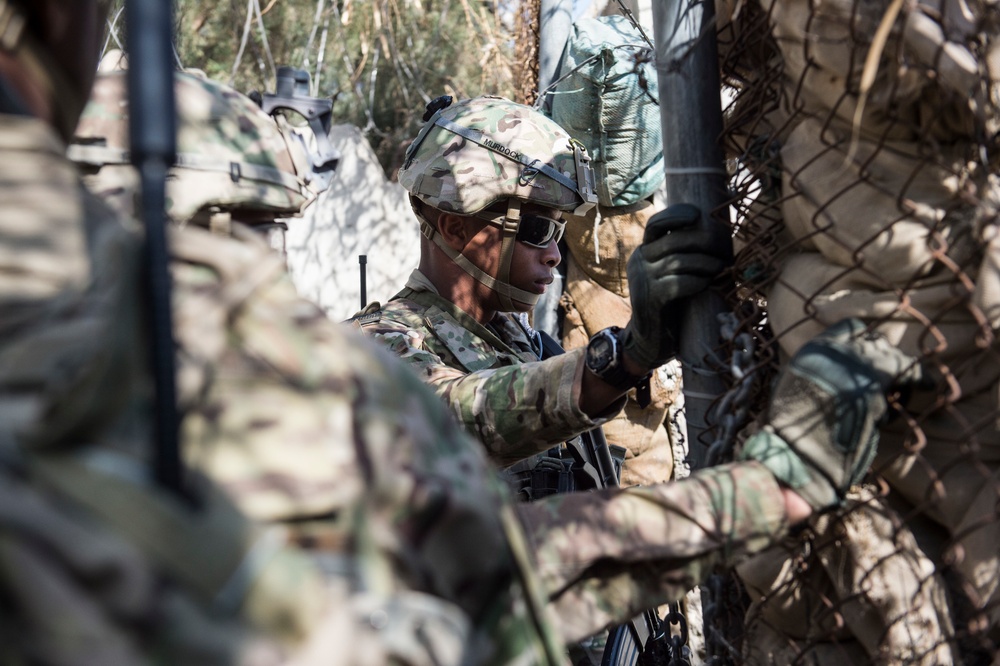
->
[[586, 332, 615, 372]]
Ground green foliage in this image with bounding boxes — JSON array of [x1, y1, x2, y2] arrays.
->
[[104, 0, 516, 176]]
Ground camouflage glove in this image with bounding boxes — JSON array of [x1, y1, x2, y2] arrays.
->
[[622, 204, 727, 369], [740, 318, 930, 512]]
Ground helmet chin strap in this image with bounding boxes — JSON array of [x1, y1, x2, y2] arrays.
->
[[493, 199, 526, 312], [415, 197, 541, 311]]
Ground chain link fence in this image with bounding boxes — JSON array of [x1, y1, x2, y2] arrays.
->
[[694, 1, 1000, 663]]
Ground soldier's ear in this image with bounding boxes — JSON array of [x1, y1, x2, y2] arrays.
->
[[437, 212, 479, 249]]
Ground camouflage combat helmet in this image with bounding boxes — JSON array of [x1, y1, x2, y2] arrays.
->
[[70, 67, 335, 233], [399, 95, 597, 310]]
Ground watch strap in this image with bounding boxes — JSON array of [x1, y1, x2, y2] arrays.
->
[[588, 327, 650, 393]]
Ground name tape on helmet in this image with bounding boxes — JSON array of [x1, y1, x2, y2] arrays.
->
[[435, 116, 595, 209]]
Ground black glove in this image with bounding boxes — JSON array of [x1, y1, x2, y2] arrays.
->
[[740, 318, 931, 512], [622, 203, 728, 369]]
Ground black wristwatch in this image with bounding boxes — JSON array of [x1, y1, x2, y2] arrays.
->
[[585, 326, 648, 391]]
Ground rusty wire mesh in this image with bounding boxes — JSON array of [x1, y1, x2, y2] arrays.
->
[[695, 1, 1000, 663]]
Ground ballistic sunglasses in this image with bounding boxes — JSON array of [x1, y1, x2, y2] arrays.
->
[[516, 214, 566, 248], [476, 209, 566, 249]]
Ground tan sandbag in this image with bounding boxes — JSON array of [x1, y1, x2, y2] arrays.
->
[[763, 0, 923, 142], [738, 539, 859, 641], [766, 254, 995, 371], [946, 468, 1000, 629], [974, 195, 1000, 331], [875, 421, 1000, 622], [759, 0, 991, 143], [742, 611, 869, 666], [779, 118, 978, 283], [815, 492, 957, 664], [562, 203, 652, 297]]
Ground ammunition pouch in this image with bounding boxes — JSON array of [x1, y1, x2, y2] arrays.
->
[[503, 437, 626, 502]]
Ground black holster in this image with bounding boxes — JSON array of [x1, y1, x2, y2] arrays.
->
[[502, 437, 626, 501]]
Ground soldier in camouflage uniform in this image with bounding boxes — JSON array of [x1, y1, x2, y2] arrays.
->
[[354, 96, 726, 474]]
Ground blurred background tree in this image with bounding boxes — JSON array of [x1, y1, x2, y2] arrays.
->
[[103, 0, 522, 176]]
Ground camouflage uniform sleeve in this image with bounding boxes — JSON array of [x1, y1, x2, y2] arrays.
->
[[369, 314, 625, 467], [516, 461, 789, 643]]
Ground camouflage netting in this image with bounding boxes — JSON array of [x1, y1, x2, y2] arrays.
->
[[704, 0, 1000, 663]]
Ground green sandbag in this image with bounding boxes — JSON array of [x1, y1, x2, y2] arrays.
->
[[548, 15, 664, 208]]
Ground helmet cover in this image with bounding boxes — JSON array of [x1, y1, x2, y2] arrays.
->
[[71, 69, 323, 225]]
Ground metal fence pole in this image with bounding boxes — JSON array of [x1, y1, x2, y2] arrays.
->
[[652, 2, 741, 663], [651, 0, 733, 467]]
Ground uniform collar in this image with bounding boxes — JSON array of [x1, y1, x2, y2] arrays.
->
[[397, 269, 536, 361]]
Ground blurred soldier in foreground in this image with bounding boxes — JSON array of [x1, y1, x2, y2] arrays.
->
[[70, 65, 508, 665], [77, 52, 339, 260], [0, 1, 373, 663], [9, 7, 932, 666], [3, 3, 499, 663]]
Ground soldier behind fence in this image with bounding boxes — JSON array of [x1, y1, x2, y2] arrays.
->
[[547, 14, 680, 489]]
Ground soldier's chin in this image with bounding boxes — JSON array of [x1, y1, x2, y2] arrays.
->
[[509, 298, 535, 313]]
